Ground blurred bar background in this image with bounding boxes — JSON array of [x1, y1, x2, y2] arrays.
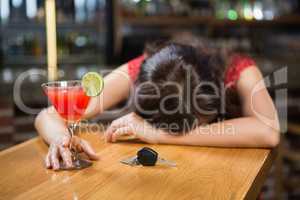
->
[[1, 0, 300, 199]]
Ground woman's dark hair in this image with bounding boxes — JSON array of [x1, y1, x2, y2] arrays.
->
[[134, 34, 241, 134]]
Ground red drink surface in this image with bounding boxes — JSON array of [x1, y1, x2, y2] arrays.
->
[[45, 86, 90, 122]]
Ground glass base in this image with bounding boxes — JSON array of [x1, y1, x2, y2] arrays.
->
[[59, 158, 93, 170]]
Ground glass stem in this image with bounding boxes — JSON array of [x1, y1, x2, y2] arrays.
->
[[68, 122, 78, 159]]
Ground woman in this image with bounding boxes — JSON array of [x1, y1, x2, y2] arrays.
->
[[35, 37, 280, 170]]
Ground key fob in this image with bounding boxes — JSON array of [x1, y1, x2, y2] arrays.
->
[[137, 147, 158, 166]]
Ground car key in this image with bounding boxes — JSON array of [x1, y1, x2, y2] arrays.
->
[[137, 147, 176, 167], [156, 157, 177, 167], [137, 147, 158, 166], [120, 156, 139, 166], [120, 147, 176, 167], [120, 147, 157, 166]]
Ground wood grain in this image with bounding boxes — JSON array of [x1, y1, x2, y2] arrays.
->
[[0, 132, 274, 200]]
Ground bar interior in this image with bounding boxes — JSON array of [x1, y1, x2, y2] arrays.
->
[[0, 0, 300, 199]]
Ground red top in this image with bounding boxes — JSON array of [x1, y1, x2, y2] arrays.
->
[[127, 54, 256, 88]]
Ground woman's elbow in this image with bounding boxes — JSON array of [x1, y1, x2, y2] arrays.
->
[[268, 118, 281, 147], [35, 109, 46, 129], [257, 117, 280, 148], [265, 128, 280, 148], [34, 107, 52, 130]]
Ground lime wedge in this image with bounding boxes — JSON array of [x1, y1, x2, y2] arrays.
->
[[82, 72, 104, 97]]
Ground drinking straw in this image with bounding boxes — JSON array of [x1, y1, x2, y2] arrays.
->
[[45, 0, 57, 81]]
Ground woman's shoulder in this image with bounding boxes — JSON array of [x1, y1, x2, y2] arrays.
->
[[225, 53, 257, 88]]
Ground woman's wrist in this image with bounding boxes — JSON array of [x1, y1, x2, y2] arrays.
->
[[43, 131, 69, 146], [155, 129, 177, 145]]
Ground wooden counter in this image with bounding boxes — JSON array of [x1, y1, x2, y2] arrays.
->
[[0, 132, 275, 200]]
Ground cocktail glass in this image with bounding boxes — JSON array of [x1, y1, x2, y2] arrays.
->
[[42, 80, 92, 170]]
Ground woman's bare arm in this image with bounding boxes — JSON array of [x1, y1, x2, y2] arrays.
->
[[105, 66, 280, 148], [157, 66, 280, 147], [83, 64, 132, 118], [34, 64, 132, 169], [35, 64, 131, 144]]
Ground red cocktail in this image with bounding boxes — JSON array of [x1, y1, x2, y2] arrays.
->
[[44, 82, 90, 122], [42, 80, 92, 170]]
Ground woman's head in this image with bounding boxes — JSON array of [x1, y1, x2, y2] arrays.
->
[[134, 43, 226, 134]]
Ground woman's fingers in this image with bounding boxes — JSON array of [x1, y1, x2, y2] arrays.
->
[[71, 137, 99, 160], [104, 124, 118, 141], [61, 134, 71, 148], [45, 136, 99, 170], [58, 146, 73, 168], [105, 120, 127, 142], [45, 152, 51, 168], [49, 145, 60, 170], [71, 136, 84, 152], [111, 126, 133, 143], [80, 140, 99, 160], [46, 136, 99, 170]]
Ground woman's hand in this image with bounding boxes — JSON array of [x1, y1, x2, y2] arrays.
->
[[104, 113, 161, 144], [45, 135, 99, 170]]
